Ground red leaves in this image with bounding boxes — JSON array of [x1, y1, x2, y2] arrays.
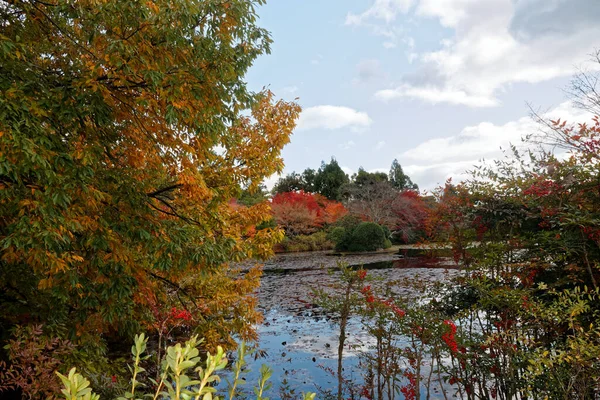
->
[[523, 179, 563, 197], [400, 370, 417, 400], [271, 191, 347, 235], [441, 320, 458, 353], [360, 285, 406, 316], [170, 307, 192, 322], [582, 226, 600, 241], [272, 191, 322, 211]]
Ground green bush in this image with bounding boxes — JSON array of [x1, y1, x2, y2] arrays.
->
[[347, 222, 386, 252], [330, 219, 388, 252], [327, 226, 347, 244], [334, 215, 362, 232], [328, 216, 360, 252]]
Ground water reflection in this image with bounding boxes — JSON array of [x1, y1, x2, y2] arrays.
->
[[221, 255, 459, 398]]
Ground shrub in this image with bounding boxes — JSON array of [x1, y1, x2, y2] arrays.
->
[[335, 215, 362, 232], [347, 222, 386, 252], [328, 216, 360, 252], [330, 218, 388, 252], [278, 231, 334, 252], [327, 227, 347, 245], [0, 325, 73, 399]]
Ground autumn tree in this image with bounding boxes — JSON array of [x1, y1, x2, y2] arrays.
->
[[424, 112, 600, 398], [390, 190, 429, 243], [0, 0, 300, 364], [339, 162, 425, 242], [271, 191, 347, 236], [343, 180, 398, 227]]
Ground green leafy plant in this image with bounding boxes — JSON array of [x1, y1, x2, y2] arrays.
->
[[56, 368, 99, 400], [58, 334, 316, 400]]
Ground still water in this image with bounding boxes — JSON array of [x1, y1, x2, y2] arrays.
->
[[220, 253, 459, 398]]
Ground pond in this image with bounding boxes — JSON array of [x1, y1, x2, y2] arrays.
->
[[224, 251, 460, 399]]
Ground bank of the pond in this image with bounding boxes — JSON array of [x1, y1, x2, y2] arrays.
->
[[237, 249, 405, 272]]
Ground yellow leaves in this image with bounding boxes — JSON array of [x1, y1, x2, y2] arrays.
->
[[1, 0, 297, 346], [146, 1, 160, 14], [38, 277, 54, 290], [171, 99, 186, 109]]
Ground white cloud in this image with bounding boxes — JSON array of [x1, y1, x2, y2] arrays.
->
[[374, 140, 386, 150], [351, 0, 600, 107], [346, 0, 414, 25], [345, 1, 416, 48], [263, 172, 281, 192], [416, 0, 478, 27], [296, 105, 372, 132], [341, 166, 355, 177], [399, 101, 593, 190], [376, 84, 499, 107]]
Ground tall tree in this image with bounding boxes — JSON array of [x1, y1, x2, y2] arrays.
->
[[301, 168, 317, 193], [272, 172, 305, 194], [389, 159, 418, 190], [352, 167, 388, 186], [0, 0, 300, 352], [314, 158, 349, 201]]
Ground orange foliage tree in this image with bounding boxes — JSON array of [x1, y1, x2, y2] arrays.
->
[[0, 0, 300, 353], [271, 191, 348, 236]]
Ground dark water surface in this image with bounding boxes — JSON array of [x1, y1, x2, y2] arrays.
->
[[222, 253, 459, 398]]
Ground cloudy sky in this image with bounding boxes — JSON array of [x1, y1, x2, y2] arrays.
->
[[245, 0, 600, 191]]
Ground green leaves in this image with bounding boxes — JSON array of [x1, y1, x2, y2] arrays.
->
[[254, 364, 273, 400], [56, 368, 99, 400], [79, 334, 300, 400]]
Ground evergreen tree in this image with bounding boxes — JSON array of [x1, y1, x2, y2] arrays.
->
[[314, 158, 349, 201], [389, 159, 418, 190]]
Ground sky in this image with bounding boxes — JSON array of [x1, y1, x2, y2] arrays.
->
[[245, 0, 600, 192]]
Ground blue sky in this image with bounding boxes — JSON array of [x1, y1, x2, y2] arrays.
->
[[246, 0, 600, 191]]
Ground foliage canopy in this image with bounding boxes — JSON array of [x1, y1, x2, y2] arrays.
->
[[0, 0, 300, 349]]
